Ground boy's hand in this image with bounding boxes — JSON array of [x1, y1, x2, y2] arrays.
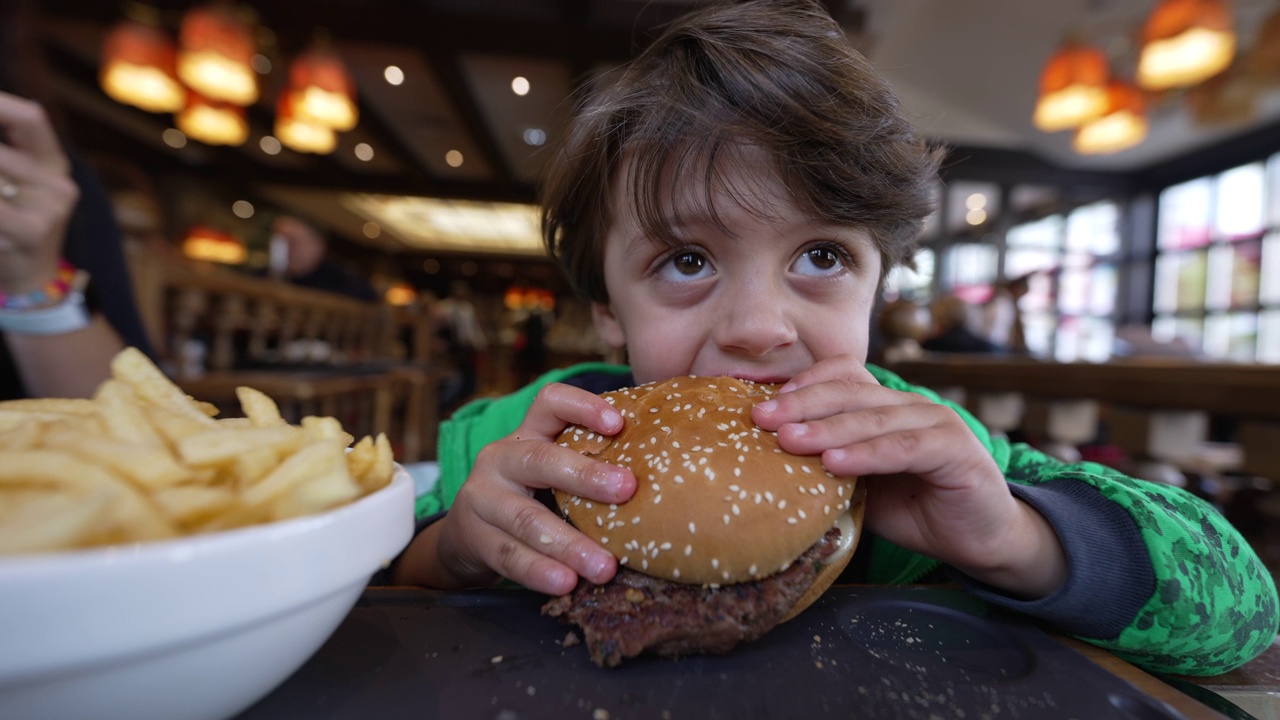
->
[[410, 383, 635, 595], [751, 355, 1067, 598]]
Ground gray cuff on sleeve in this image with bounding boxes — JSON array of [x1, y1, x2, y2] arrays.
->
[[949, 479, 1155, 639]]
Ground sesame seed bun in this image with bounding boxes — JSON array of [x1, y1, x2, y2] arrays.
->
[[553, 375, 864, 591]]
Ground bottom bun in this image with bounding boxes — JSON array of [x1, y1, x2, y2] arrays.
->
[[780, 481, 867, 623]]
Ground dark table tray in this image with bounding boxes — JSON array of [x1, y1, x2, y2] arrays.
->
[[235, 585, 1190, 720]]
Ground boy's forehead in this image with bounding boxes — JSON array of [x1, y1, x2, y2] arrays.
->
[[608, 146, 799, 235]]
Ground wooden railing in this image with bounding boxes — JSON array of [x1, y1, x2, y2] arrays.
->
[[886, 355, 1280, 479], [128, 250, 438, 461]]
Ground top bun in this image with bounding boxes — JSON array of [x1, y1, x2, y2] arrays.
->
[[554, 375, 859, 586]]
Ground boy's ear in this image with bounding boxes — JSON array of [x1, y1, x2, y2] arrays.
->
[[591, 302, 627, 349]]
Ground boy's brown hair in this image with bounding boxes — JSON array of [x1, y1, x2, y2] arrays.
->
[[541, 0, 942, 303]]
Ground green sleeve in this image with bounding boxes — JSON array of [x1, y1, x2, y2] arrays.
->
[[869, 364, 1280, 675], [414, 362, 631, 519]]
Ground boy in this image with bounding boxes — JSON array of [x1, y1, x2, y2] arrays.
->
[[393, 0, 1278, 675]]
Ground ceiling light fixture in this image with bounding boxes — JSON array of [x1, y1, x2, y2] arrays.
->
[[445, 150, 464, 167], [274, 91, 337, 154], [511, 76, 530, 95], [384, 65, 405, 85], [1137, 0, 1235, 90], [100, 18, 185, 113], [354, 143, 374, 161], [1074, 79, 1149, 154], [1033, 39, 1110, 132], [288, 41, 359, 131], [176, 93, 248, 146], [176, 3, 258, 105]]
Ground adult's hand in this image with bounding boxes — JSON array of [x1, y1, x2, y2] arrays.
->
[[0, 92, 79, 297]]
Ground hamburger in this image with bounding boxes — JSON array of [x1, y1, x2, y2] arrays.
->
[[542, 375, 865, 667]]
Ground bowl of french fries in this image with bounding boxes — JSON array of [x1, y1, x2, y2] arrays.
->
[[0, 348, 415, 720]]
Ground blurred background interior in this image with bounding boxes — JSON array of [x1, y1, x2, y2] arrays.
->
[[24, 0, 1280, 569]]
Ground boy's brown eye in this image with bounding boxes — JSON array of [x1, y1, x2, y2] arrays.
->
[[807, 247, 839, 270], [673, 252, 705, 275]]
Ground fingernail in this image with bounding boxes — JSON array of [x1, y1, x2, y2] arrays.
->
[[786, 422, 809, 437], [587, 551, 613, 580], [593, 466, 629, 494], [779, 382, 797, 394], [756, 399, 777, 414]]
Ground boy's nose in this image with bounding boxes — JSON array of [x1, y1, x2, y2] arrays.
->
[[714, 281, 797, 357]]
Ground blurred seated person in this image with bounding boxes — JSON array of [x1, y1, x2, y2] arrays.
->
[[269, 214, 377, 303], [981, 273, 1032, 353], [875, 298, 931, 364], [922, 295, 1002, 354], [0, 4, 154, 399]]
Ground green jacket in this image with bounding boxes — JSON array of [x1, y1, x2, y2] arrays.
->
[[418, 362, 1278, 676]]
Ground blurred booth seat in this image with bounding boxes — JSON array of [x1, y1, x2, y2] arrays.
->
[[128, 249, 438, 462]]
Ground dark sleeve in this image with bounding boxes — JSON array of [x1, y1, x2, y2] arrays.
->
[[64, 153, 156, 358], [947, 479, 1155, 639]]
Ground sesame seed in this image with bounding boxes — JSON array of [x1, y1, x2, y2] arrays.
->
[[685, 544, 692, 556], [689, 522, 696, 534], [723, 514, 730, 525], [732, 504, 740, 516], [749, 564, 758, 576], [673, 569, 680, 578], [712, 558, 720, 569], [642, 559, 649, 570], [660, 542, 671, 550], [785, 464, 794, 474], [778, 499, 787, 510], [787, 517, 798, 525], [729, 484, 740, 492], [632, 517, 640, 524], [723, 571, 730, 581], [765, 491, 774, 503], [654, 494, 662, 504], [817, 483, 826, 494], [739, 489, 747, 500], [802, 466, 813, 474], [734, 467, 741, 477], [672, 441, 681, 449], [651, 483, 661, 492], [798, 509, 807, 519], [674, 475, 684, 484], [596, 517, 603, 527], [602, 537, 609, 544], [620, 556, 629, 565]]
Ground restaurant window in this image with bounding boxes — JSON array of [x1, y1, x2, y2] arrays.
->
[[1153, 157, 1278, 362], [1000, 200, 1121, 361], [883, 248, 935, 301]]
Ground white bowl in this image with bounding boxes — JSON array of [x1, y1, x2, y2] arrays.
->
[[0, 465, 415, 720]]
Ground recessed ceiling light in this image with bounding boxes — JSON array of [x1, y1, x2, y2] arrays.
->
[[384, 65, 405, 85], [363, 221, 381, 239], [966, 208, 988, 226], [232, 200, 254, 219], [522, 128, 546, 146], [260, 135, 282, 155], [354, 143, 374, 161], [445, 149, 464, 167], [965, 193, 987, 210], [511, 76, 530, 96], [162, 128, 187, 148]]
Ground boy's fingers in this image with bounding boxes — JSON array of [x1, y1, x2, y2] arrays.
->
[[473, 494, 616, 590], [775, 402, 947, 457], [518, 382, 624, 441], [484, 438, 635, 505], [755, 376, 928, 429], [0, 94, 68, 170], [777, 354, 878, 394]]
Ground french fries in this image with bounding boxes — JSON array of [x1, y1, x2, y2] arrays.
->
[[0, 348, 397, 556]]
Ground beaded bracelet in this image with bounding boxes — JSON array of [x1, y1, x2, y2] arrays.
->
[[0, 259, 79, 310]]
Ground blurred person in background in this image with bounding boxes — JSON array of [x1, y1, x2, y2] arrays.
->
[[436, 279, 487, 414], [923, 294, 1002, 354], [268, 214, 377, 302], [981, 273, 1032, 353], [0, 0, 153, 399]]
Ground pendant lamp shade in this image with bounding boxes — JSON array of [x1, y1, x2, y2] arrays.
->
[[1033, 41, 1110, 132], [288, 45, 359, 131], [275, 91, 338, 155], [1073, 80, 1149, 154], [1137, 0, 1236, 90], [177, 4, 259, 105], [177, 93, 248, 146], [100, 20, 185, 113]]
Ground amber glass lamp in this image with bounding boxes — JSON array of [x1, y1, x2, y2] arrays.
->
[[177, 4, 259, 106], [275, 91, 337, 155], [1033, 41, 1110, 132], [100, 20, 185, 113], [182, 226, 246, 264], [1137, 0, 1236, 90], [1074, 80, 1149, 155], [288, 44, 359, 131], [177, 93, 248, 146]]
